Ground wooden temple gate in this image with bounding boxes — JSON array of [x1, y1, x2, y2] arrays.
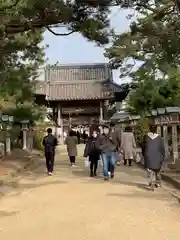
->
[[35, 63, 126, 143]]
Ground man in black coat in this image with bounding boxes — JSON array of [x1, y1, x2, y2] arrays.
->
[[42, 128, 57, 175]]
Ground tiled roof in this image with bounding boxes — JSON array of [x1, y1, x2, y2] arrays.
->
[[45, 63, 112, 82], [46, 82, 114, 100], [34, 80, 129, 101]]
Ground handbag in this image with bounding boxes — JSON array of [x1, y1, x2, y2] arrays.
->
[[99, 155, 103, 167], [135, 153, 141, 163], [84, 157, 89, 168]]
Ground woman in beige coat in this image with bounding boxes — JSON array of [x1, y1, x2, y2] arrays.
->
[[121, 126, 136, 166], [65, 130, 77, 167]]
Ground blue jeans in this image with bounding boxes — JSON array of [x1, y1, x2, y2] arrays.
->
[[101, 152, 116, 177]]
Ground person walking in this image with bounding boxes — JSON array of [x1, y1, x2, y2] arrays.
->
[[65, 130, 77, 167], [42, 128, 57, 175], [84, 130, 100, 177], [109, 123, 121, 165], [142, 124, 165, 191], [83, 130, 87, 144], [96, 125, 118, 180], [76, 131, 81, 144], [121, 126, 136, 167]]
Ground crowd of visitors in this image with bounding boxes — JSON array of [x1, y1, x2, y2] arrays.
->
[[42, 122, 165, 191]]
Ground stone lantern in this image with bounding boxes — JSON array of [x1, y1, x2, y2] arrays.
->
[[1, 114, 14, 155]]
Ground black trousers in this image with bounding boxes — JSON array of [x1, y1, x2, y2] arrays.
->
[[69, 156, 76, 164], [89, 156, 98, 174], [124, 159, 132, 166], [45, 151, 55, 173]]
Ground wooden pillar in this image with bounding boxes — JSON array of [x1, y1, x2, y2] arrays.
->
[[57, 103, 64, 144], [99, 100, 104, 123], [172, 124, 178, 163], [163, 125, 169, 160]]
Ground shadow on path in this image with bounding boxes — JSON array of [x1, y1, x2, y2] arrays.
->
[[106, 191, 176, 202], [0, 210, 19, 218], [17, 179, 67, 190]]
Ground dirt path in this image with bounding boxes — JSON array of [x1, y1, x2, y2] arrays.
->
[[0, 146, 180, 240]]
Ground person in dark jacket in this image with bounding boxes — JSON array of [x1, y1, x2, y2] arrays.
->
[[110, 122, 121, 165], [84, 130, 100, 177], [83, 130, 87, 144], [142, 125, 165, 191], [42, 128, 57, 175], [96, 125, 119, 180], [76, 131, 80, 144]]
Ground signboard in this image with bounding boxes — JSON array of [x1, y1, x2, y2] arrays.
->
[[63, 116, 90, 125], [154, 114, 179, 125], [62, 107, 99, 115]]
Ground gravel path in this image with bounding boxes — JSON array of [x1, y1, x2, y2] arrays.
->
[[0, 146, 180, 240]]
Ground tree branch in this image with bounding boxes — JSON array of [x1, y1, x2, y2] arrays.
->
[[46, 26, 75, 36], [174, 0, 180, 11], [136, 3, 155, 12], [0, 0, 21, 11], [4, 18, 62, 36]]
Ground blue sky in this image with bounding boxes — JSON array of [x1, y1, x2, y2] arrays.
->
[[42, 8, 138, 84]]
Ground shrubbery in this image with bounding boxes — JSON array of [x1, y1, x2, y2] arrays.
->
[[134, 118, 149, 147], [33, 127, 46, 150]]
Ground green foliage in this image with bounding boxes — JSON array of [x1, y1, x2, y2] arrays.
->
[[0, 0, 112, 45], [105, 0, 179, 75], [128, 68, 180, 114], [134, 118, 149, 146], [0, 0, 46, 122], [105, 0, 180, 114], [33, 130, 44, 150]]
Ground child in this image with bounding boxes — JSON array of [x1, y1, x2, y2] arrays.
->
[[84, 131, 100, 177]]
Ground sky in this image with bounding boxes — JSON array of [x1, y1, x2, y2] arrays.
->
[[42, 8, 139, 84]]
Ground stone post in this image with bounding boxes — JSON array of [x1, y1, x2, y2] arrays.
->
[[5, 132, 11, 155], [163, 125, 169, 160], [21, 120, 29, 150], [57, 103, 63, 144], [99, 100, 104, 123], [157, 125, 161, 136], [172, 124, 178, 163], [23, 130, 27, 150], [27, 127, 34, 151]]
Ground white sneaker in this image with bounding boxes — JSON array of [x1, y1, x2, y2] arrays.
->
[[108, 171, 111, 177], [72, 164, 76, 168], [48, 172, 52, 176]]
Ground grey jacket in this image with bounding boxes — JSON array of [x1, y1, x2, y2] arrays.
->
[[65, 136, 77, 156], [121, 132, 136, 160], [95, 132, 119, 153]]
